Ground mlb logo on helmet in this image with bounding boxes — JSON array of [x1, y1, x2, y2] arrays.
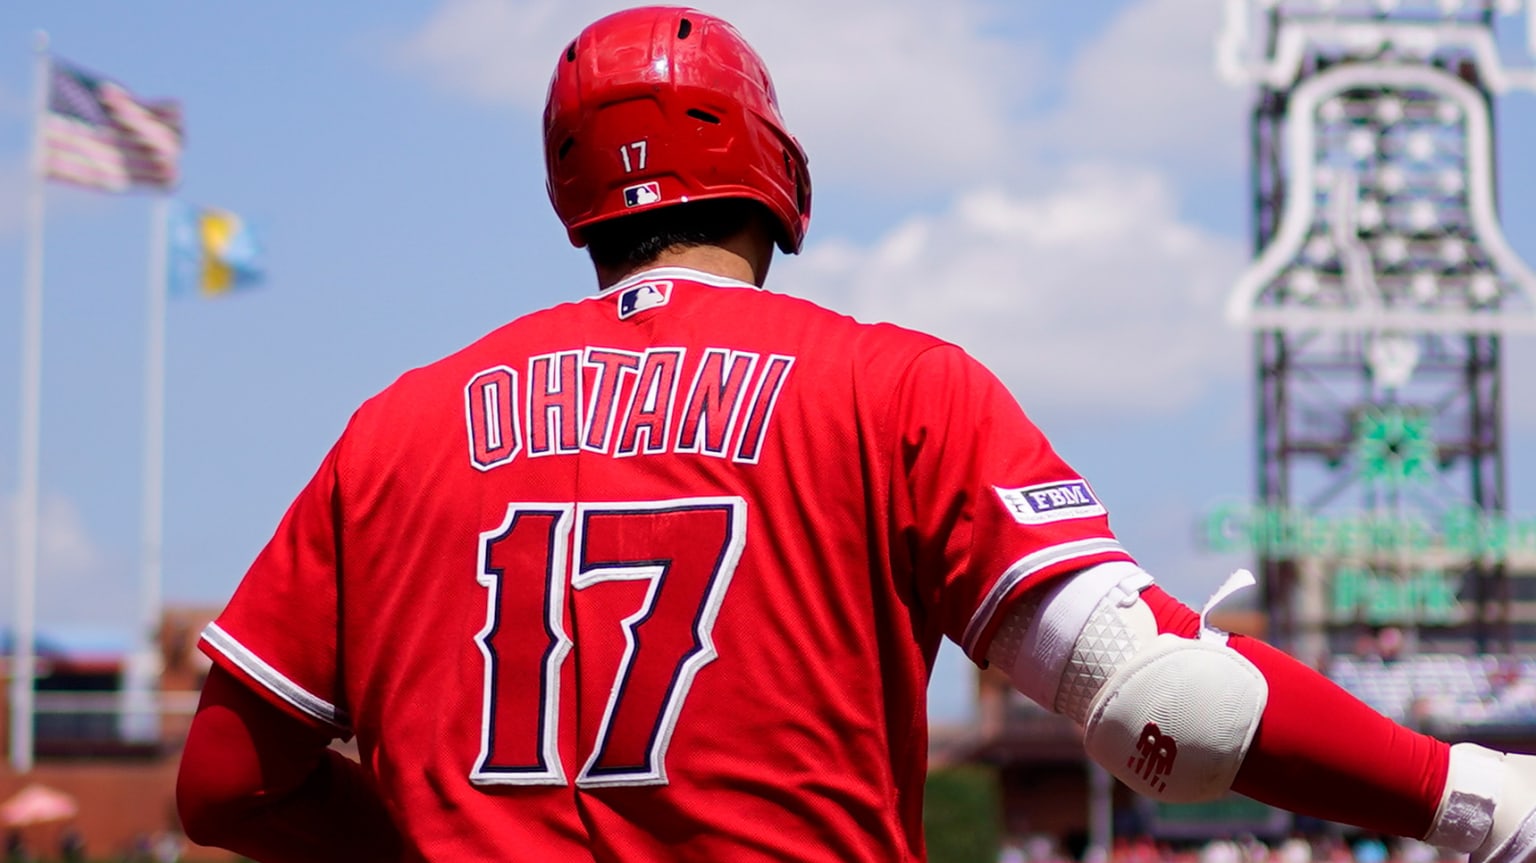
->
[[623, 182, 662, 207], [617, 280, 672, 320]]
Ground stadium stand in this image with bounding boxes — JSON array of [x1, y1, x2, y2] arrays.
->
[[1326, 653, 1536, 732]]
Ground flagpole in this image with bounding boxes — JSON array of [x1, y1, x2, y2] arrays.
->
[[126, 197, 170, 742], [12, 30, 51, 775]]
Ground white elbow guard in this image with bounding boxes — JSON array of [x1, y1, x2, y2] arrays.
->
[[1427, 743, 1536, 863], [987, 562, 1268, 803]]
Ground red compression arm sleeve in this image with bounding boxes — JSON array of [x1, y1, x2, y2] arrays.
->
[[176, 666, 406, 862], [1140, 586, 1449, 839]]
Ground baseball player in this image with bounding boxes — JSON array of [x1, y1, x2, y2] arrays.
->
[[176, 6, 1536, 862]]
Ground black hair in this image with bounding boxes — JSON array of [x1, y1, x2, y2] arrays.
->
[[582, 198, 772, 271]]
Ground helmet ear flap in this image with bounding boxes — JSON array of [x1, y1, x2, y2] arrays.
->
[[543, 6, 812, 253], [789, 141, 812, 232], [774, 147, 811, 253]]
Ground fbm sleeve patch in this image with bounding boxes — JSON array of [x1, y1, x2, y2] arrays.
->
[[994, 480, 1107, 525]]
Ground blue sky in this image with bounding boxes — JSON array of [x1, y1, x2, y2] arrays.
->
[[1, 1, 1535, 722]]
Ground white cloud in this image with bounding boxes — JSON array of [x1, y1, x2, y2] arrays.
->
[[0, 494, 136, 632], [396, 0, 1251, 412], [395, 0, 1249, 186], [396, 0, 578, 109], [778, 163, 1247, 413], [395, 0, 1040, 185], [1042, 0, 1245, 174]]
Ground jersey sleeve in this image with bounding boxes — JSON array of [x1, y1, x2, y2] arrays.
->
[[891, 344, 1135, 664], [198, 437, 349, 735]]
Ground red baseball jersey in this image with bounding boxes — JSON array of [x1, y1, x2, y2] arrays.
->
[[200, 266, 1134, 862]]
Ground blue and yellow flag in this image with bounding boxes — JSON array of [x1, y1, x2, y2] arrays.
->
[[167, 202, 264, 297]]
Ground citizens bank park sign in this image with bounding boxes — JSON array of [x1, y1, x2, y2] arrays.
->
[[1205, 407, 1536, 560], [1198, 408, 1536, 625], [1200, 504, 1536, 625], [1202, 504, 1536, 560]]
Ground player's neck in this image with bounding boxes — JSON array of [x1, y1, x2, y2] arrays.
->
[[595, 230, 774, 292]]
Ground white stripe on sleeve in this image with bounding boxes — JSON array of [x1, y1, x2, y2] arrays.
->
[[960, 537, 1129, 656], [200, 622, 350, 730]]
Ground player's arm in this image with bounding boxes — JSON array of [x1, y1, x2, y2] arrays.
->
[[986, 565, 1536, 863], [177, 664, 405, 863], [886, 344, 1536, 863], [180, 431, 406, 861]]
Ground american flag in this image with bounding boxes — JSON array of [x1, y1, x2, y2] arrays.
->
[[43, 58, 182, 192]]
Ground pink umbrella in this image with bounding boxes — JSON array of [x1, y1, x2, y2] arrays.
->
[[0, 783, 78, 827]]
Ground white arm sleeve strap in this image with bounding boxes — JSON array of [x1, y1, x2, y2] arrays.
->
[[986, 563, 1269, 803], [1428, 743, 1536, 863]]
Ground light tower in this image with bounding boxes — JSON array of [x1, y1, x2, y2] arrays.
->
[[1216, 0, 1536, 659]]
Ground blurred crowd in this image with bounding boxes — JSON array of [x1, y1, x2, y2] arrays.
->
[[999, 834, 1468, 863], [1324, 629, 1536, 730]]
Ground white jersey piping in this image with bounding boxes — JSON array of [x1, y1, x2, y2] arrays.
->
[[201, 621, 350, 730]]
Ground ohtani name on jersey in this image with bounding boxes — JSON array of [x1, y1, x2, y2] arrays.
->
[[465, 347, 794, 470]]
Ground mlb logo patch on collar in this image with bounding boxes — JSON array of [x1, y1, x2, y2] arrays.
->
[[617, 280, 673, 320], [624, 182, 662, 207], [994, 480, 1106, 525]]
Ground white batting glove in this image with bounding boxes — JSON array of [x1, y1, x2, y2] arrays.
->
[[1426, 743, 1536, 863]]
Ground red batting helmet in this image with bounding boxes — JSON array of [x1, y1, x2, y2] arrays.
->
[[543, 6, 812, 253]]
